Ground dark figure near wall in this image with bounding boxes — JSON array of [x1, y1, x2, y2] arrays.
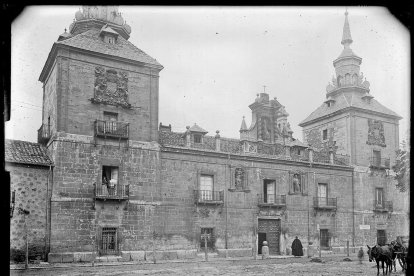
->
[[292, 236, 303, 257]]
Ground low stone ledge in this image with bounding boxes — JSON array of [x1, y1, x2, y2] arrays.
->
[[73, 252, 94, 262], [122, 251, 145, 261], [61, 253, 74, 263], [217, 248, 252, 258], [176, 249, 198, 259], [47, 253, 62, 263]]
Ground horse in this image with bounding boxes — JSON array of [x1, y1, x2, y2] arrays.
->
[[390, 240, 407, 271], [367, 245, 393, 275]]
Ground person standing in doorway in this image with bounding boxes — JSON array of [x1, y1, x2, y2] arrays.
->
[[292, 236, 304, 257]]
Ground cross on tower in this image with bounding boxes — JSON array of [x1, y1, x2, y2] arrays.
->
[[263, 85, 267, 93]]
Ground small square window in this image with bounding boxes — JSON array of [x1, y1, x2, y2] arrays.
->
[[194, 134, 202, 143], [322, 129, 328, 140]]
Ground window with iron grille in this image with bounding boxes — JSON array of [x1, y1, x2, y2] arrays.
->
[[100, 227, 118, 255], [200, 228, 215, 249], [377, 230, 387, 246]]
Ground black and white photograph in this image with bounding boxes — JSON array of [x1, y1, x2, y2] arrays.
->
[[6, 5, 410, 275]]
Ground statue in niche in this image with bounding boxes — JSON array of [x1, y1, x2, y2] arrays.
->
[[261, 117, 271, 142], [292, 174, 301, 193], [235, 168, 244, 190]]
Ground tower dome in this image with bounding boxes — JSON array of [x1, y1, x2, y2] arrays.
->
[[75, 9, 84, 21]]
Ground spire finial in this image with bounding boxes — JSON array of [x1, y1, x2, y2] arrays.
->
[[263, 85, 267, 93], [64, 28, 67, 33], [341, 8, 353, 47]]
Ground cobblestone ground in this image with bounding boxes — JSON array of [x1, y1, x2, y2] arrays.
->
[[11, 256, 406, 276]]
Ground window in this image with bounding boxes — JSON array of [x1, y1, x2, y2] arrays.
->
[[100, 227, 118, 255], [318, 183, 327, 206], [373, 150, 381, 166], [375, 188, 384, 207], [103, 112, 118, 134], [320, 229, 330, 249], [296, 148, 301, 155], [103, 166, 119, 195], [377, 230, 387, 246], [200, 175, 213, 200], [322, 129, 328, 140], [194, 134, 202, 143], [108, 36, 115, 44], [200, 228, 215, 249], [263, 179, 276, 203], [327, 102, 331, 107]]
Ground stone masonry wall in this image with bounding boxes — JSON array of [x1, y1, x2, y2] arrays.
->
[[8, 163, 50, 257], [47, 134, 162, 253], [160, 149, 354, 254], [61, 50, 160, 142]]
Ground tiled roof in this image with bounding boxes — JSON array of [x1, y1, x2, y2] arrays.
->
[[300, 92, 402, 126], [57, 29, 162, 67], [188, 124, 208, 134], [5, 139, 52, 166]]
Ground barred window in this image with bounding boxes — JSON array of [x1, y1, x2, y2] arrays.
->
[[200, 228, 215, 249], [100, 227, 118, 255]]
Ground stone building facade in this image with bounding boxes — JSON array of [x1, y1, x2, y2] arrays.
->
[[299, 11, 409, 247], [8, 7, 408, 262]]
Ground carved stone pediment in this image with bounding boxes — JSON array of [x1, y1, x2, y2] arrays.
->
[[91, 66, 131, 108]]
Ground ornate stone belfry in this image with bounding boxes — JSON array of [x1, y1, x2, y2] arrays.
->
[[69, 6, 132, 40], [240, 92, 293, 144], [325, 11, 371, 95]]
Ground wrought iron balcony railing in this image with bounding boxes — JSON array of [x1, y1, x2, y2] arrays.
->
[[94, 183, 129, 200], [373, 200, 393, 212], [194, 190, 224, 204], [95, 120, 129, 139], [37, 124, 51, 144], [257, 194, 286, 207], [369, 157, 390, 169], [313, 197, 337, 209]]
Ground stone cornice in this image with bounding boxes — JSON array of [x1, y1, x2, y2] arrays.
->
[[299, 106, 401, 127], [161, 145, 353, 171], [39, 43, 163, 83]]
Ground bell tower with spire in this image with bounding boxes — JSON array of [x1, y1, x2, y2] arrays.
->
[[300, 11, 401, 164]]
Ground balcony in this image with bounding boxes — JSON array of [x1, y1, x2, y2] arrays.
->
[[194, 190, 224, 205], [313, 197, 337, 210], [37, 124, 51, 144], [95, 120, 129, 139], [373, 200, 393, 212], [257, 194, 286, 207], [369, 157, 390, 169], [94, 183, 129, 200]]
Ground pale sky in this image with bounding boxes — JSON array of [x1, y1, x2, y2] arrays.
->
[[6, 6, 410, 144]]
